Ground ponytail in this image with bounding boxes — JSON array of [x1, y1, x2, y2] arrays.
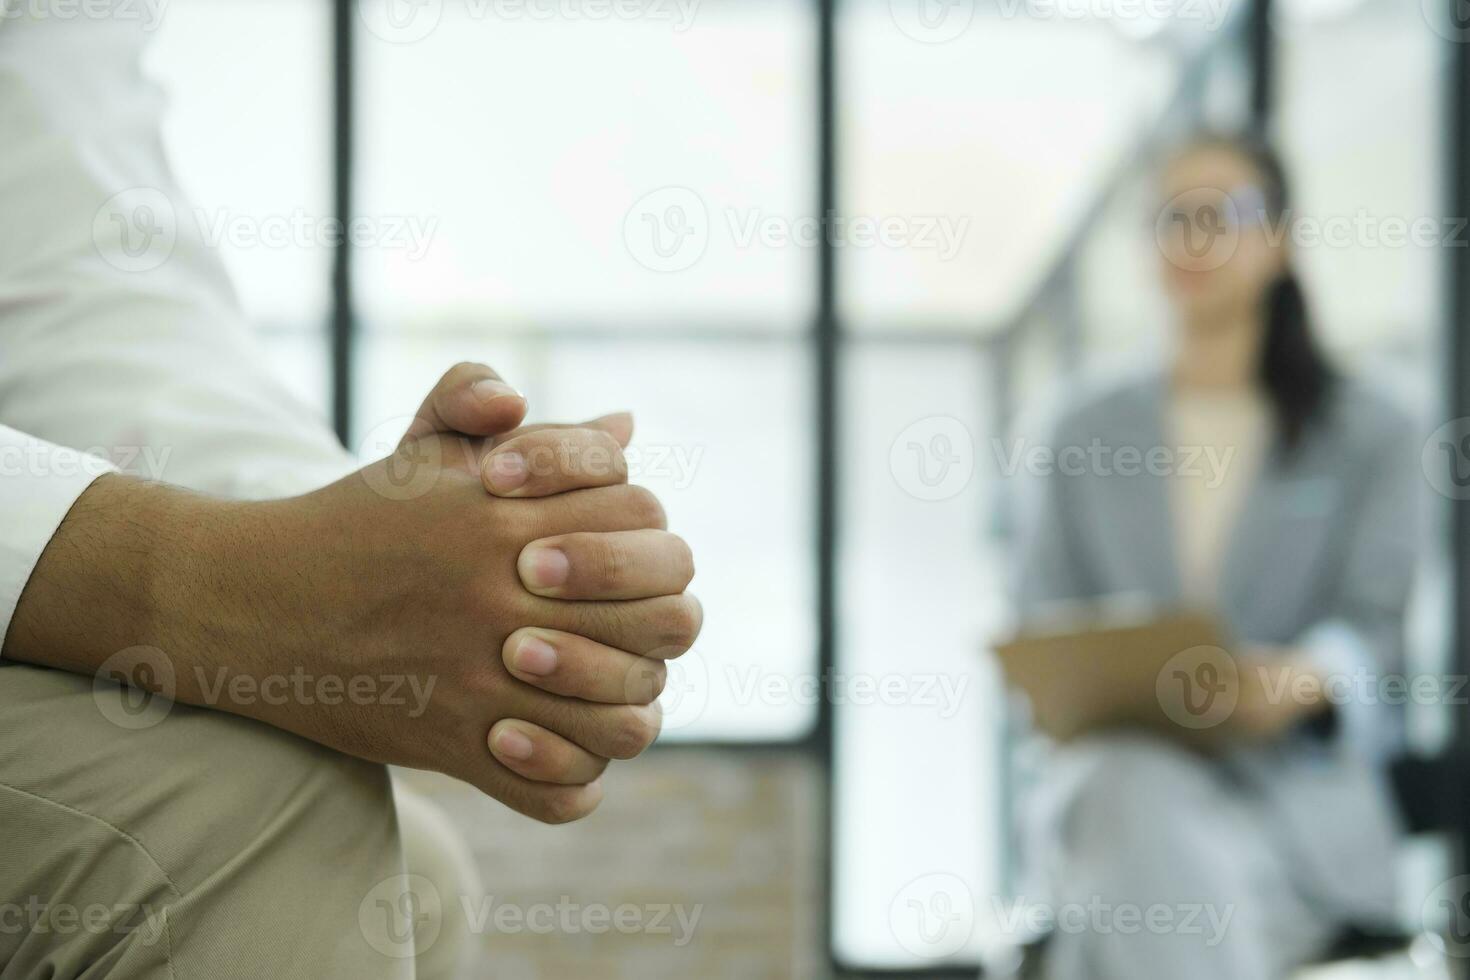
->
[[1260, 269, 1335, 451]]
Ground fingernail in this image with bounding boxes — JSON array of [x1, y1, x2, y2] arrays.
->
[[519, 546, 570, 590], [512, 635, 558, 676], [491, 725, 534, 762], [472, 379, 520, 402], [486, 452, 528, 492]]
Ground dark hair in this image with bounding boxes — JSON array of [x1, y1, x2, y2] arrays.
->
[[1177, 133, 1337, 451]]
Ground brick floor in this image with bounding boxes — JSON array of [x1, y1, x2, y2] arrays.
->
[[396, 747, 824, 980]]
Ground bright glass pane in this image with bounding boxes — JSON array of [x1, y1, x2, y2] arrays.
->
[[840, 3, 1179, 332], [1276, 3, 1444, 363], [354, 0, 818, 740], [355, 0, 813, 328], [145, 0, 332, 329], [833, 342, 1005, 969]]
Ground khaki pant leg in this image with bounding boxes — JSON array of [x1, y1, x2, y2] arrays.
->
[[0, 663, 412, 980], [394, 787, 485, 980]]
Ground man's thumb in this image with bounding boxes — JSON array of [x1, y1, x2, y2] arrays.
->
[[404, 362, 528, 444]]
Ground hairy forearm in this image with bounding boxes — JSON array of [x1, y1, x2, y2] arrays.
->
[[8, 474, 183, 672], [3, 473, 293, 712], [0, 405, 697, 823]]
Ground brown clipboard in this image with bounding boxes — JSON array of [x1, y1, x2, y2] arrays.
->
[[993, 611, 1232, 743]]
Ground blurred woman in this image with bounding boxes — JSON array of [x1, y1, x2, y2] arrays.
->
[[1015, 134, 1420, 979]]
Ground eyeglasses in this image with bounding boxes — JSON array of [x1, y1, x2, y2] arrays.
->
[[1155, 183, 1271, 234]]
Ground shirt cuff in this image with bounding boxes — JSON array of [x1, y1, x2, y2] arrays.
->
[[1298, 619, 1398, 762], [0, 427, 117, 649]]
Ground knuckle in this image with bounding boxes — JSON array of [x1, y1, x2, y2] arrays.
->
[[585, 431, 628, 483], [622, 485, 667, 530], [624, 660, 667, 705], [528, 429, 625, 487], [591, 428, 626, 457], [606, 707, 659, 759], [543, 752, 579, 783], [660, 595, 703, 651], [578, 427, 620, 454], [521, 441, 562, 484], [582, 536, 628, 590], [614, 658, 667, 705], [538, 788, 596, 825], [668, 533, 695, 583], [450, 360, 487, 380], [601, 537, 632, 585]]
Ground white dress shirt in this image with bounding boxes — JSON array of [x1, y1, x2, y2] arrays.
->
[[0, 15, 355, 644]]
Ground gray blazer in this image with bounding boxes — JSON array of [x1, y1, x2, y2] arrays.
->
[[1015, 369, 1422, 922]]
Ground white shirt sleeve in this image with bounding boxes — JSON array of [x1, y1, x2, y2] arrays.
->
[[0, 15, 358, 501], [0, 427, 116, 644], [0, 17, 358, 643]]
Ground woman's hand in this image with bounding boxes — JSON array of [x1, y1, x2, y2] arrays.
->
[[1228, 648, 1329, 741]]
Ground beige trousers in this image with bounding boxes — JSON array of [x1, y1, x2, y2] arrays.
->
[[0, 664, 482, 979]]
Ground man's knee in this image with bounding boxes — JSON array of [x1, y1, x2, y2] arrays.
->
[[396, 788, 484, 980], [0, 665, 407, 978]]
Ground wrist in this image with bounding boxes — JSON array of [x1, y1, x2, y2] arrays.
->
[[6, 473, 201, 673]]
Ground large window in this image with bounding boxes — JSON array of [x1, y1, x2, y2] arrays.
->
[[352, 0, 819, 741]]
